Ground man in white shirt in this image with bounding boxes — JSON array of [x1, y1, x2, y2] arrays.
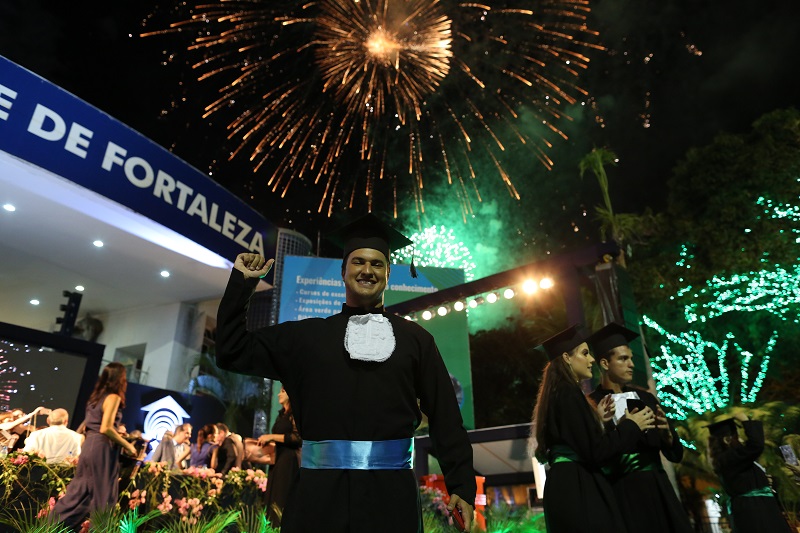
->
[[23, 408, 81, 463]]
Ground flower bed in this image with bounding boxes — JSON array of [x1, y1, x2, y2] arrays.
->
[[0, 451, 547, 532]]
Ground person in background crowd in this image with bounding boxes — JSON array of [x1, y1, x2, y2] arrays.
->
[[213, 423, 239, 475], [52, 363, 137, 530], [258, 385, 302, 527], [1, 406, 50, 451], [151, 423, 193, 470], [587, 323, 693, 533], [530, 325, 655, 533], [23, 408, 82, 463], [189, 423, 218, 468], [707, 414, 792, 533]]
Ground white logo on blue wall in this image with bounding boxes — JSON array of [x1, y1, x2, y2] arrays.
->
[[140, 396, 190, 443]]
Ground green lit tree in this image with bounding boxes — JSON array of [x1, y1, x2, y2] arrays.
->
[[630, 107, 800, 410]]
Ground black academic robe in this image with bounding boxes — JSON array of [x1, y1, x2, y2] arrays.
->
[[542, 386, 643, 533], [264, 408, 302, 527], [216, 435, 238, 475], [216, 269, 476, 533], [713, 420, 792, 533], [588, 386, 693, 533]]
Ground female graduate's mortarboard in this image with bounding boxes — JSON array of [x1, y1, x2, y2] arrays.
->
[[327, 213, 417, 277], [706, 418, 739, 438], [588, 322, 640, 358], [540, 324, 589, 361]]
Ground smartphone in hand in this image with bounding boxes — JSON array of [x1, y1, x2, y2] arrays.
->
[[450, 505, 466, 531], [780, 444, 799, 466], [626, 399, 646, 412]]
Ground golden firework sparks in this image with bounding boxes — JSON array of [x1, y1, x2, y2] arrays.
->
[[144, 0, 603, 217]]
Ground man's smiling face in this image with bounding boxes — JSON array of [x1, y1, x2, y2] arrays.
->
[[342, 247, 389, 309]]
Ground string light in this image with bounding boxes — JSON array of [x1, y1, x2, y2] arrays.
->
[[644, 193, 800, 419]]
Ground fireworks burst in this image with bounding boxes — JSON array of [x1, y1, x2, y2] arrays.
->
[[145, 0, 601, 216], [0, 340, 19, 411], [392, 224, 477, 280]]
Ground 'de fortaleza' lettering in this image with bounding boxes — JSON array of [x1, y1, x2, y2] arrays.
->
[[101, 142, 265, 255], [6, 99, 264, 255]]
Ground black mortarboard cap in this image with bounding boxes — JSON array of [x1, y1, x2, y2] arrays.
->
[[327, 213, 416, 276], [589, 322, 640, 357], [706, 418, 738, 438], [540, 324, 589, 361]]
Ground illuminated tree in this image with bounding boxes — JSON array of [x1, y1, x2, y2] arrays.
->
[[629, 108, 800, 413]]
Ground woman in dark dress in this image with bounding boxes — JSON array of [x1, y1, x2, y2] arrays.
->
[[707, 413, 792, 533], [530, 325, 655, 533], [258, 385, 302, 527], [52, 363, 137, 530]]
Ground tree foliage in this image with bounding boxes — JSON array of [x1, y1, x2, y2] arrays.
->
[[630, 107, 800, 410]]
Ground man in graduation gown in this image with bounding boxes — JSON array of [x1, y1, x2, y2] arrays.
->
[[215, 214, 476, 532], [588, 323, 693, 533]]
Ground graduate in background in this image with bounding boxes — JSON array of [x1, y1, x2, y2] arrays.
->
[[530, 325, 655, 533], [587, 322, 692, 533], [707, 414, 792, 533]]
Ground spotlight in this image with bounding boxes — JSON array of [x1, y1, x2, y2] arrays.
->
[[437, 306, 448, 317], [453, 301, 465, 312], [540, 277, 554, 289], [522, 279, 538, 294], [503, 288, 515, 299], [486, 293, 498, 304], [422, 310, 433, 321]]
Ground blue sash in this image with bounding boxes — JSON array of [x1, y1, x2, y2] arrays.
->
[[301, 438, 414, 470]]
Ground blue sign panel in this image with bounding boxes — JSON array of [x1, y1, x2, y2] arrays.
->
[[278, 255, 445, 322], [0, 55, 277, 261]]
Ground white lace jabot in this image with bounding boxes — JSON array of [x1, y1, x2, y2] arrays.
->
[[344, 313, 396, 362]]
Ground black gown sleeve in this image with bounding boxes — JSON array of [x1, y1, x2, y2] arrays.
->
[[281, 414, 302, 450], [555, 387, 643, 465], [639, 389, 684, 462], [416, 328, 477, 506], [215, 269, 292, 380], [219, 438, 238, 474]]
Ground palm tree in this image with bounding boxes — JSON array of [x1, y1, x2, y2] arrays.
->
[[579, 148, 663, 267]]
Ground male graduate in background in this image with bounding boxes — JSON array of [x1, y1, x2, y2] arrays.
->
[[215, 214, 475, 532], [588, 322, 693, 533]]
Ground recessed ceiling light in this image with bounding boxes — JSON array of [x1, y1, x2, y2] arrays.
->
[[93, 240, 104, 248], [160, 270, 170, 278], [29, 299, 40, 306], [2, 203, 15, 212], [75, 285, 85, 292]]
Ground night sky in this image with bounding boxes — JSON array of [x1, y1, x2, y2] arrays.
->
[[1, 0, 799, 270]]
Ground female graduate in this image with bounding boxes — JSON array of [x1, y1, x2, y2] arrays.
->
[[707, 413, 792, 533], [530, 325, 656, 533]]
